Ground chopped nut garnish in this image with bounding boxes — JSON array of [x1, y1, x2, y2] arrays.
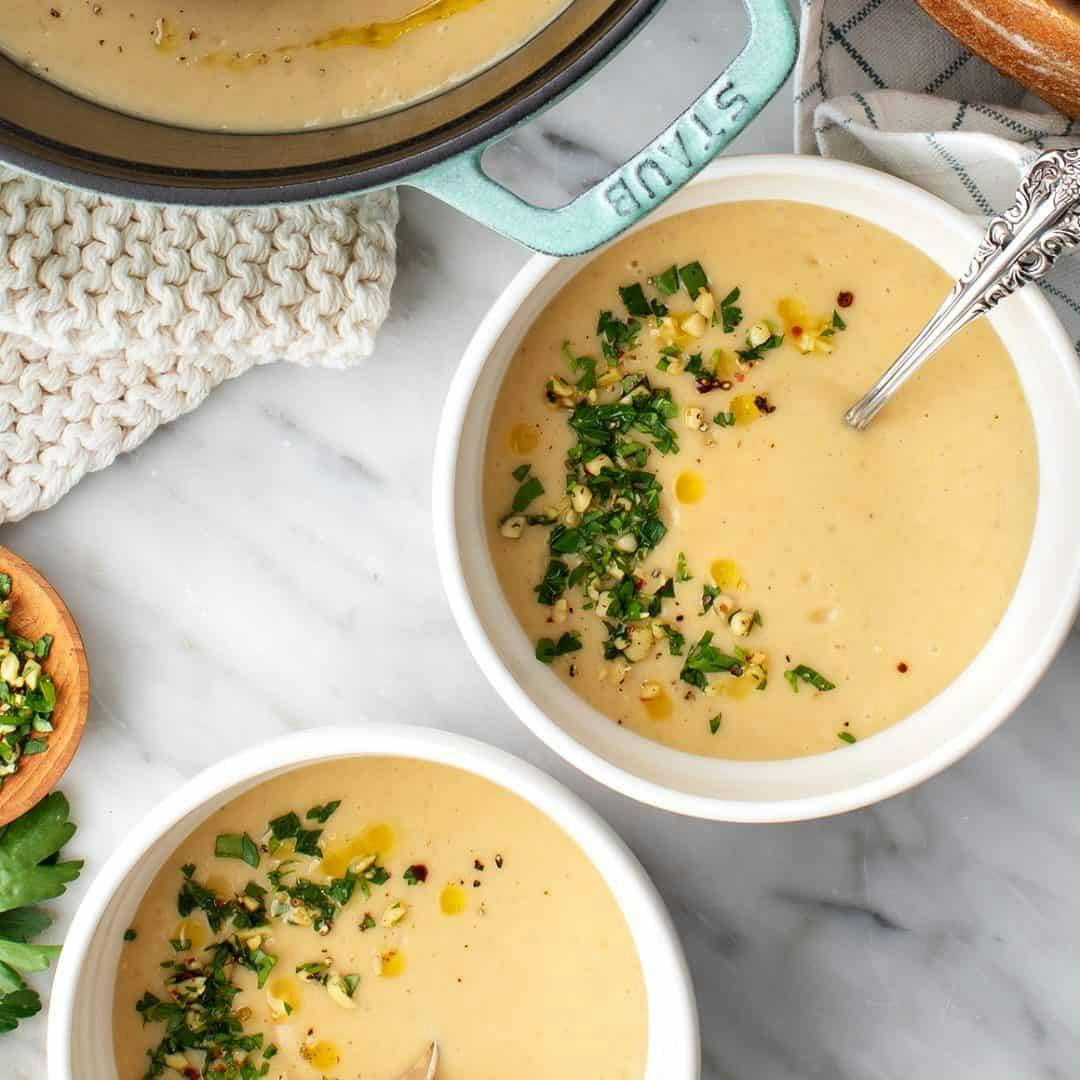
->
[[381, 901, 407, 928]]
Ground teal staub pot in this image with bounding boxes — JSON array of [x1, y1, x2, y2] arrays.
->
[[0, 0, 795, 255], [413, 0, 798, 254]]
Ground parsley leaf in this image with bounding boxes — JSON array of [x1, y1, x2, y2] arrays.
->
[[0, 986, 39, 1034], [0, 794, 81, 1036], [618, 283, 652, 319], [214, 833, 260, 869], [736, 324, 784, 362], [512, 476, 544, 513], [651, 265, 679, 296], [0, 793, 82, 912], [680, 632, 743, 690], [719, 287, 742, 332], [678, 261, 709, 300], [596, 310, 641, 361], [536, 632, 582, 664], [784, 665, 836, 692], [306, 801, 341, 824]]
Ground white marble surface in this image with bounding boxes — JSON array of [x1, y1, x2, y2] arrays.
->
[[7, 2, 1080, 1077]]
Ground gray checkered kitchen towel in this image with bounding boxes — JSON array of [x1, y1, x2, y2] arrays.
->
[[795, 0, 1080, 351]]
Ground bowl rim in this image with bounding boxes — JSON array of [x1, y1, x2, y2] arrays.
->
[[46, 723, 699, 1079], [432, 152, 1080, 822]]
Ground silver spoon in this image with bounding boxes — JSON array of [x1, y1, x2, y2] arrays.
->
[[845, 146, 1080, 431], [397, 1041, 439, 1080]]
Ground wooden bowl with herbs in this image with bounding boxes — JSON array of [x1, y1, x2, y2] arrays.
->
[[0, 546, 88, 827]]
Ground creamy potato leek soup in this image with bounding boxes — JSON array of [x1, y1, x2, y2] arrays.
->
[[1, 0, 569, 131], [113, 758, 646, 1079], [484, 201, 1038, 761]]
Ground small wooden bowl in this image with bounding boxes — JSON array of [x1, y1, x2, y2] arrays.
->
[[0, 547, 89, 827]]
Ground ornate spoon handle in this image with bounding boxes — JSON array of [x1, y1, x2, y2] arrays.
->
[[845, 147, 1080, 431]]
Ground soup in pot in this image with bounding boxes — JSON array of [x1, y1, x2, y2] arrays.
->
[[1, 0, 570, 131]]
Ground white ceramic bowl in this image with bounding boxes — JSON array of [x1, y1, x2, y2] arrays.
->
[[434, 154, 1080, 823], [47, 724, 699, 1079]]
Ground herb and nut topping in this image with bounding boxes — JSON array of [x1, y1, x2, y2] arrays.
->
[[499, 261, 851, 737], [0, 573, 58, 790], [127, 798, 493, 1079]]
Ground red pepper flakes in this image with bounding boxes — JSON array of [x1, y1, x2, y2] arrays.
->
[[837, 291, 854, 308], [897, 661, 909, 673]]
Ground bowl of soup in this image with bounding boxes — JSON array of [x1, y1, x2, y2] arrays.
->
[[0, 0, 795, 255], [47, 724, 697, 1079], [433, 153, 1080, 821]]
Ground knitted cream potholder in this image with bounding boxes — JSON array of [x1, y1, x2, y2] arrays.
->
[[0, 168, 399, 521]]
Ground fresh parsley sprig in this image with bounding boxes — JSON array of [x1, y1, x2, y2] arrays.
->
[[0, 793, 82, 1035]]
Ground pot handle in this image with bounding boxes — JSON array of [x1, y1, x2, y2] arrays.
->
[[409, 0, 795, 255]]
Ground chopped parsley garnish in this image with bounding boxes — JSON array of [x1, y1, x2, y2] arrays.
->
[[709, 715, 722, 735], [736, 324, 784, 362], [784, 665, 836, 693], [177, 866, 229, 934], [619, 283, 666, 319], [680, 631, 743, 690], [266, 811, 324, 859], [522, 381, 678, 627], [535, 632, 582, 664], [837, 731, 857, 744], [566, 347, 598, 391], [650, 265, 680, 295], [268, 812, 301, 842], [675, 552, 692, 582], [678, 261, 708, 300], [134, 803, 422, 1075], [700, 584, 721, 614], [823, 309, 847, 335], [596, 310, 641, 361], [618, 283, 651, 318], [511, 463, 531, 483], [719, 287, 743, 332], [214, 833, 260, 869], [137, 940, 276, 1078], [512, 476, 544, 513], [535, 559, 570, 606], [306, 801, 341, 824], [713, 410, 736, 427], [661, 624, 685, 656]]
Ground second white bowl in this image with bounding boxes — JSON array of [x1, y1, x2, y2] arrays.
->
[[47, 724, 699, 1079]]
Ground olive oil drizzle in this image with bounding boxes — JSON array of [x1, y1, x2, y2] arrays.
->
[[155, 0, 489, 69]]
